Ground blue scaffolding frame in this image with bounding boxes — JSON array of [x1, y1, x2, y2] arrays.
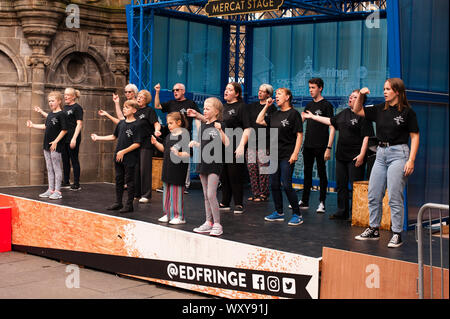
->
[[126, 0, 390, 96]]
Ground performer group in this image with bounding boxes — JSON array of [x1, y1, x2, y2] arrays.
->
[[27, 77, 419, 247]]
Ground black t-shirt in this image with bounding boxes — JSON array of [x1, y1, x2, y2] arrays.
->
[[44, 110, 68, 153], [266, 108, 303, 160], [364, 103, 419, 145], [196, 120, 225, 176], [304, 99, 334, 148], [161, 133, 189, 186], [330, 108, 374, 161], [244, 101, 277, 150], [113, 120, 141, 167], [223, 101, 246, 154], [161, 99, 200, 134], [135, 106, 158, 149], [63, 103, 83, 142]]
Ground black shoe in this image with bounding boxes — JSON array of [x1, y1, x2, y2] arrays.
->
[[387, 232, 403, 248], [61, 182, 71, 189], [329, 212, 349, 220], [107, 203, 123, 210], [355, 227, 380, 241], [70, 184, 81, 191], [119, 206, 134, 214]]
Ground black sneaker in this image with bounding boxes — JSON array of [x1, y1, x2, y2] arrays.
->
[[70, 184, 81, 191], [119, 206, 134, 214], [387, 233, 403, 248], [329, 212, 349, 220], [61, 182, 71, 189], [107, 203, 123, 210], [233, 205, 244, 214], [355, 227, 380, 241]]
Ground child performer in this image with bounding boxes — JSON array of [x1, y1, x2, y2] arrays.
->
[[187, 97, 229, 236], [151, 112, 190, 224], [91, 100, 141, 213], [27, 91, 68, 200]]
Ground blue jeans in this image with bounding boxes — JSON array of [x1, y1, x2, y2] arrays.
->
[[368, 144, 409, 233], [271, 160, 300, 215]]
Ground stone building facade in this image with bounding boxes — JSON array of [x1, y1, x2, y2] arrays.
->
[[0, 0, 130, 186]]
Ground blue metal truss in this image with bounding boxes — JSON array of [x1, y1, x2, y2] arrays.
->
[[127, 0, 387, 88]]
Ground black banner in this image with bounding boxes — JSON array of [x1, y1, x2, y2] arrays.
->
[[14, 244, 313, 299], [205, 0, 284, 17]]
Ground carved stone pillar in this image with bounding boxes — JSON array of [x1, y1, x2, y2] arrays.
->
[[13, 0, 68, 184]]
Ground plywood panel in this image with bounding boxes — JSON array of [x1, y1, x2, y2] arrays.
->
[[352, 181, 391, 230], [320, 247, 449, 299]]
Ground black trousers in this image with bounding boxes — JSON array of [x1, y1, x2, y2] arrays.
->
[[135, 147, 153, 199], [301, 146, 328, 204], [220, 162, 244, 207], [335, 158, 366, 217], [61, 137, 81, 185], [115, 162, 135, 208]]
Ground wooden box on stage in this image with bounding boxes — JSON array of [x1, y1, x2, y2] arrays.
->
[[152, 157, 163, 190], [352, 181, 391, 230]]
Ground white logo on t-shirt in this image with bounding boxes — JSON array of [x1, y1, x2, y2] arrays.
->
[[281, 119, 290, 127], [51, 118, 58, 125], [125, 129, 133, 137], [228, 109, 235, 115], [314, 110, 322, 116], [350, 119, 358, 126], [394, 116, 404, 125], [139, 114, 145, 119]]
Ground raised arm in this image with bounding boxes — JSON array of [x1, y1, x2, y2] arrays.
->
[[255, 98, 274, 126], [353, 88, 369, 117], [153, 83, 162, 110], [113, 93, 125, 120]]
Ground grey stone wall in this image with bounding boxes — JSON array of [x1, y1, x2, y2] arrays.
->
[[0, 0, 130, 186]]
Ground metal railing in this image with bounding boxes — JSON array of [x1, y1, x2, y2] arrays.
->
[[416, 203, 449, 299]]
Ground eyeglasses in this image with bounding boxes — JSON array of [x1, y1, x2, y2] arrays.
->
[[125, 91, 134, 93], [172, 89, 181, 92]]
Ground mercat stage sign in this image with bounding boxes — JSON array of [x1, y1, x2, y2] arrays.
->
[[205, 0, 284, 17]]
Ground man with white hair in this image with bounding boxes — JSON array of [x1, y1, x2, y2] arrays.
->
[[154, 83, 201, 193]]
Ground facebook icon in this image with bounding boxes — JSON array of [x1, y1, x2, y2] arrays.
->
[[252, 274, 265, 290]]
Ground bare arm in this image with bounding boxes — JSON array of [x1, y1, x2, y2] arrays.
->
[[353, 88, 370, 117], [324, 126, 335, 161], [353, 136, 369, 167], [91, 134, 116, 142], [49, 130, 67, 152], [302, 110, 331, 126], [70, 120, 83, 149], [26, 120, 45, 130], [404, 132, 419, 176], [153, 83, 162, 110], [116, 143, 140, 162], [113, 93, 125, 120], [289, 132, 303, 164], [33, 106, 48, 118], [255, 98, 273, 126], [98, 110, 120, 125], [151, 135, 164, 153]]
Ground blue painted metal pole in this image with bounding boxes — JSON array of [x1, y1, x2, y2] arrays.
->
[[235, 20, 240, 83], [138, 4, 144, 89], [149, 9, 154, 91], [386, 0, 402, 78]]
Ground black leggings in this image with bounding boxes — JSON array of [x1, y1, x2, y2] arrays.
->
[[220, 162, 244, 207], [62, 137, 81, 185], [301, 146, 328, 204]]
